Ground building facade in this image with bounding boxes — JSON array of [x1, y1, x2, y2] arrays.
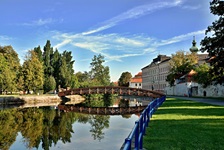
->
[[165, 38, 221, 97], [141, 55, 171, 93], [129, 72, 142, 89], [141, 38, 224, 97]]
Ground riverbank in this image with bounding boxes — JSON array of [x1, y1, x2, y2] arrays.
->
[[0, 94, 85, 105]]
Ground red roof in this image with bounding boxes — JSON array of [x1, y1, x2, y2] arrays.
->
[[130, 78, 142, 83], [130, 72, 142, 83]]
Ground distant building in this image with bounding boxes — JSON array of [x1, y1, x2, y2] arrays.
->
[[129, 72, 142, 88], [113, 81, 118, 86], [166, 37, 215, 97], [141, 55, 171, 93]]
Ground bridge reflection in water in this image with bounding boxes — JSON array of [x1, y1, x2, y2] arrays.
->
[[57, 86, 165, 115], [58, 105, 147, 115]]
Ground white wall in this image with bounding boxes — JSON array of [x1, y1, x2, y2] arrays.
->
[[166, 83, 224, 97], [129, 82, 142, 89], [198, 84, 224, 97]]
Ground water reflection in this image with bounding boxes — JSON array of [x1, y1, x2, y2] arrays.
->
[[0, 95, 149, 150]]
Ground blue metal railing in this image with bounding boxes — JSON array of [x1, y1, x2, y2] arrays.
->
[[122, 96, 166, 150]]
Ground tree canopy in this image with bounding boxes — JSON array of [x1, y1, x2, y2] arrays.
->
[[0, 46, 20, 93], [22, 50, 44, 93], [193, 63, 212, 88], [200, 0, 224, 84], [118, 72, 132, 87], [166, 51, 198, 86], [89, 54, 111, 86]]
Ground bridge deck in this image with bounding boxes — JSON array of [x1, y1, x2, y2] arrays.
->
[[58, 86, 164, 98]]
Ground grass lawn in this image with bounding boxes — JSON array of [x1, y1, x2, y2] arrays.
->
[[143, 97, 224, 150]]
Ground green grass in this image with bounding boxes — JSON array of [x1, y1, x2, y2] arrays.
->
[[192, 96, 224, 101], [143, 98, 224, 150]]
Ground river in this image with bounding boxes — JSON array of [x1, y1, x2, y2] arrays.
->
[[0, 95, 151, 150]]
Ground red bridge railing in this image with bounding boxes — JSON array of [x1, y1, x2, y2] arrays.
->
[[58, 86, 164, 98]]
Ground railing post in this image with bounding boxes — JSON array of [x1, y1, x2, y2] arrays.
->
[[140, 116, 143, 149], [124, 138, 132, 150], [143, 109, 147, 134], [135, 121, 139, 150]]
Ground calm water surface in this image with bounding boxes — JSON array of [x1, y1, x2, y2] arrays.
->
[[0, 96, 148, 150]]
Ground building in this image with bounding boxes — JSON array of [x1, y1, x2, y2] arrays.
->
[[141, 55, 171, 93], [141, 37, 218, 96], [129, 72, 142, 89], [166, 37, 212, 96]]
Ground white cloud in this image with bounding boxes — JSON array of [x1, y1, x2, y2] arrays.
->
[[52, 29, 204, 62], [182, 5, 201, 10], [154, 30, 205, 47], [54, 39, 72, 49], [22, 18, 63, 26], [51, 0, 205, 63], [82, 0, 184, 35], [0, 35, 11, 41]]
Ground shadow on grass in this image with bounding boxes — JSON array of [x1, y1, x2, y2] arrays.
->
[[143, 98, 224, 150]]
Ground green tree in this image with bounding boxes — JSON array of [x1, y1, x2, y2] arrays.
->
[[0, 55, 8, 93], [23, 50, 44, 93], [44, 75, 56, 93], [193, 64, 212, 88], [16, 66, 24, 92], [52, 49, 61, 89], [57, 51, 75, 89], [89, 54, 110, 86], [0, 46, 20, 93], [71, 74, 79, 88], [200, 0, 224, 84], [43, 40, 54, 76], [118, 72, 132, 87], [74, 71, 91, 88], [34, 45, 43, 62], [166, 51, 198, 86], [0, 45, 20, 71], [62, 51, 75, 75]]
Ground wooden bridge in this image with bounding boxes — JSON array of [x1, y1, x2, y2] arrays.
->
[[58, 104, 147, 115], [58, 86, 164, 98]]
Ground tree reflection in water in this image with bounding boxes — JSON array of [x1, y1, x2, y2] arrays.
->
[[89, 115, 110, 141], [0, 94, 140, 150], [0, 105, 110, 150]]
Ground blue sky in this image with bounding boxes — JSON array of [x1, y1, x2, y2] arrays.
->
[[0, 0, 215, 81]]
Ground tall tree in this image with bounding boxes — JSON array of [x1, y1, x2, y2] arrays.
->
[[23, 50, 44, 93], [118, 72, 132, 87], [34, 45, 43, 62], [52, 49, 61, 89], [200, 0, 224, 84], [166, 51, 198, 86], [43, 40, 54, 76], [62, 50, 75, 75], [0, 46, 20, 93], [58, 51, 75, 88], [89, 54, 110, 86]]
